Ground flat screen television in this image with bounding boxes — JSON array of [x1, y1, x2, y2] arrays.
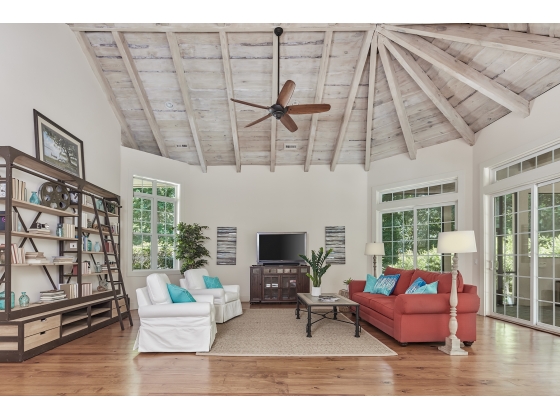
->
[[257, 232, 307, 265]]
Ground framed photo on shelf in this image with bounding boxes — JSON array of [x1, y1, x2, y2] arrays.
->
[[33, 110, 85, 180]]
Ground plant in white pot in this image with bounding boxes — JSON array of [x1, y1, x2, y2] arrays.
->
[[299, 247, 333, 296]]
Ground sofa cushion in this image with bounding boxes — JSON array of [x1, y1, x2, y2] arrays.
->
[[225, 291, 239, 303], [166, 283, 197, 303], [384, 267, 415, 295], [371, 274, 400, 296], [185, 268, 208, 290], [203, 275, 223, 289], [405, 278, 427, 294], [411, 269, 464, 293], [411, 281, 438, 294], [363, 274, 378, 293], [146, 273, 172, 305], [367, 295, 397, 320]]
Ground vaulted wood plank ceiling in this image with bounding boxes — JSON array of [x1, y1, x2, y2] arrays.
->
[[69, 23, 560, 172]]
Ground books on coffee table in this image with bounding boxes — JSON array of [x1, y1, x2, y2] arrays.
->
[[318, 295, 340, 302]]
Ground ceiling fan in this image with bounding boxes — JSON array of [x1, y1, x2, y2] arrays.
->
[[229, 27, 331, 133]]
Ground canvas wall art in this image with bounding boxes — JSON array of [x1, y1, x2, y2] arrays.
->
[[325, 226, 345, 264], [217, 227, 237, 265]]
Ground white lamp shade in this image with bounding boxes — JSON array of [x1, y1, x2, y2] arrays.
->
[[365, 242, 385, 256], [437, 231, 477, 254]]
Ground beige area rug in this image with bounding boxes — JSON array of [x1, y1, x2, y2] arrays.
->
[[197, 308, 397, 357]]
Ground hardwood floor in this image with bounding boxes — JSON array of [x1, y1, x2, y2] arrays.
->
[[2, 303, 560, 396]]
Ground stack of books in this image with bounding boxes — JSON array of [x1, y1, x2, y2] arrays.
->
[[52, 256, 74, 265], [82, 283, 93, 297], [104, 242, 114, 253], [25, 252, 49, 264], [60, 283, 78, 299], [10, 177, 27, 202], [40, 290, 67, 303], [29, 226, 51, 236], [318, 295, 340, 302], [70, 261, 91, 275], [60, 223, 76, 238], [10, 244, 25, 264]]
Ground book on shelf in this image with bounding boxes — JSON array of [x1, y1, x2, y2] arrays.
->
[[104, 242, 114, 253], [40, 289, 67, 302], [10, 244, 25, 264], [28, 228, 51, 235], [60, 223, 76, 238], [82, 283, 92, 297], [71, 261, 91, 275], [60, 283, 78, 299]]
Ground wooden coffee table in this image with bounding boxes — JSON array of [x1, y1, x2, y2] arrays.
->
[[296, 293, 361, 338]]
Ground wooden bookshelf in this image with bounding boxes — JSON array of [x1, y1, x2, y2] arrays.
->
[[0, 146, 130, 363]]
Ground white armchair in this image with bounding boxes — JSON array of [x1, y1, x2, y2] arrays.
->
[[180, 268, 243, 323], [133, 273, 217, 353]]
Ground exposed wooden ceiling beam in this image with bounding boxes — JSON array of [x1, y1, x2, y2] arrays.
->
[[113, 31, 170, 158], [378, 41, 417, 160], [271, 33, 279, 172], [383, 24, 560, 60], [365, 32, 379, 171], [380, 28, 530, 117], [68, 23, 378, 33], [330, 30, 375, 172], [219, 31, 241, 173], [381, 36, 475, 146], [74, 32, 138, 150], [304, 30, 333, 172], [167, 32, 207, 173]]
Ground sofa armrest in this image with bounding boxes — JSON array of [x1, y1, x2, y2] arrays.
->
[[394, 292, 480, 315], [139, 302, 212, 318], [349, 281, 366, 300], [463, 284, 477, 294], [192, 295, 214, 305], [223, 285, 240, 295], [188, 288, 225, 299]]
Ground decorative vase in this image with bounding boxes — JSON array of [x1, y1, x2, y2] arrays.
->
[[94, 242, 101, 252], [311, 286, 321, 296], [0, 291, 15, 310], [19, 292, 30, 308], [87, 239, 92, 252], [29, 191, 40, 205]]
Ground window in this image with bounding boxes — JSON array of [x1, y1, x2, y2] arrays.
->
[[381, 204, 456, 272], [494, 145, 560, 182], [132, 177, 178, 270], [381, 181, 456, 203]]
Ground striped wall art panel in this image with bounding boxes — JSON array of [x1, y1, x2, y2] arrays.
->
[[325, 226, 345, 264], [217, 227, 237, 265]]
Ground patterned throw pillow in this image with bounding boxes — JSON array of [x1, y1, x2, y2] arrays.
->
[[166, 283, 196, 303], [364, 274, 378, 293], [405, 278, 427, 294], [203, 275, 224, 289], [409, 281, 438, 294], [371, 274, 400, 296]]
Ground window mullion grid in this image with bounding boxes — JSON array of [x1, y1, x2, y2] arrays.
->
[[151, 180, 158, 270], [413, 207, 418, 269], [531, 183, 538, 326]]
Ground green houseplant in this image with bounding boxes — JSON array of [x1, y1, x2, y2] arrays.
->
[[343, 277, 353, 291], [299, 247, 333, 296], [175, 222, 211, 274]]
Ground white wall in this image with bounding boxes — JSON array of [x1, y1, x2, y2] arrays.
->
[[0, 24, 121, 302], [121, 147, 369, 308], [473, 85, 560, 315], [367, 140, 476, 286]]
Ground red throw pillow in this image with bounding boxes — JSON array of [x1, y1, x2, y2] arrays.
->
[[384, 266, 415, 295], [411, 269, 464, 293]]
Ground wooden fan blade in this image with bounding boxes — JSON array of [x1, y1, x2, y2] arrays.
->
[[280, 113, 298, 132], [230, 98, 269, 110], [276, 80, 296, 107], [245, 113, 272, 128], [286, 104, 331, 115]]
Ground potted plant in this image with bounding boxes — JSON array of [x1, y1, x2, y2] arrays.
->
[[175, 222, 211, 274], [343, 277, 353, 291], [299, 247, 333, 296]]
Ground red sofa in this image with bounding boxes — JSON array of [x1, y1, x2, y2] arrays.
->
[[349, 267, 480, 346]]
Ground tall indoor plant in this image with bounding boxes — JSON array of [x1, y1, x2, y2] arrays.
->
[[175, 222, 211, 274], [299, 247, 333, 296]]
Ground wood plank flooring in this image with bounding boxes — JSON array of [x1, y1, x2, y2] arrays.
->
[[2, 303, 560, 396]]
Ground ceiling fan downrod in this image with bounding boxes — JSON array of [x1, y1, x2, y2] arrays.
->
[[274, 26, 283, 97]]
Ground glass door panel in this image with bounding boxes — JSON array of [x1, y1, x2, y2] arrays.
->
[[493, 189, 532, 321], [263, 275, 280, 300]]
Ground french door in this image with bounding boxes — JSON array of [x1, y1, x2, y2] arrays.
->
[[492, 180, 560, 330]]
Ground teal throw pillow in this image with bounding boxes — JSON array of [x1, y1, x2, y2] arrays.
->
[[371, 274, 400, 296], [405, 278, 427, 294], [364, 274, 378, 293], [166, 283, 196, 303], [203, 275, 223, 289], [410, 281, 438, 294]]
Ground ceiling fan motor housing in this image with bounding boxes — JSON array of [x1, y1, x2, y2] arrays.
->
[[269, 104, 285, 119]]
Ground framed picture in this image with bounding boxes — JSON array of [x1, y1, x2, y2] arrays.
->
[[34, 110, 85, 180]]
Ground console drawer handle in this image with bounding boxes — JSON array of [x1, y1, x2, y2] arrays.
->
[[40, 318, 47, 322], [40, 331, 46, 335]]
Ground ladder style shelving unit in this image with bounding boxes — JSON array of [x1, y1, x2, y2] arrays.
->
[[0, 146, 132, 362]]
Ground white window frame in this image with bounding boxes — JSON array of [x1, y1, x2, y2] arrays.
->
[[132, 176, 179, 272], [378, 201, 457, 270]]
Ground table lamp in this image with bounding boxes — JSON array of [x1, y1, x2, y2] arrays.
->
[[365, 242, 385, 277], [437, 230, 477, 356]]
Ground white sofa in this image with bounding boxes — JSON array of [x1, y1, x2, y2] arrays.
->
[[180, 269, 243, 324], [134, 273, 217, 353]]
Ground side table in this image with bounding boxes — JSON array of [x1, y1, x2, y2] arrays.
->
[[338, 289, 350, 312]]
